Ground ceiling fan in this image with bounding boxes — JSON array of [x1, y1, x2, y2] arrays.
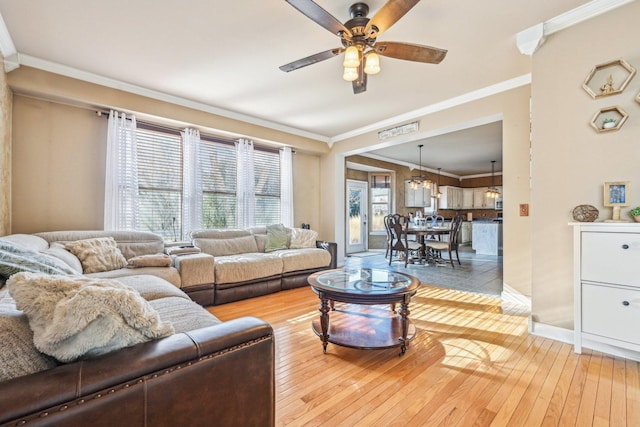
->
[[279, 0, 447, 94]]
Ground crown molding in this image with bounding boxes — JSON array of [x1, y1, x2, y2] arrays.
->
[[517, 0, 634, 55], [330, 74, 531, 145], [0, 11, 17, 71], [12, 53, 331, 144]]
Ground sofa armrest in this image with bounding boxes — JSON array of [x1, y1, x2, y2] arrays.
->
[[0, 317, 275, 427], [172, 252, 215, 287], [316, 240, 338, 269]]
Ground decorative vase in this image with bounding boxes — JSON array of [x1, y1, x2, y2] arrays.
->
[[603, 121, 616, 129]]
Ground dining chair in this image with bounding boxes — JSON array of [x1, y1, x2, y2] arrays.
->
[[425, 214, 464, 267], [424, 214, 446, 241], [383, 214, 395, 259], [386, 214, 422, 267]]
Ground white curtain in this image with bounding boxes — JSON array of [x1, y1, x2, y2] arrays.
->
[[181, 128, 202, 239], [236, 138, 255, 228], [104, 110, 139, 230], [280, 147, 294, 227]]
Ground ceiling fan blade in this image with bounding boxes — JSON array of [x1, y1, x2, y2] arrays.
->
[[352, 62, 367, 94], [279, 48, 344, 72], [375, 41, 447, 64], [286, 0, 352, 38], [365, 0, 420, 38]]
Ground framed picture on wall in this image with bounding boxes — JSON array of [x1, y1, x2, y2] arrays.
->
[[603, 181, 629, 207]]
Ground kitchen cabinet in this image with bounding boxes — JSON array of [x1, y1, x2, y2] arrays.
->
[[404, 180, 432, 207], [439, 186, 463, 209], [572, 223, 640, 357], [462, 188, 474, 209], [460, 221, 472, 245], [473, 188, 491, 209]]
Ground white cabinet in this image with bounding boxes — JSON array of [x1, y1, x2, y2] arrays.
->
[[460, 221, 472, 245], [462, 188, 474, 209], [404, 180, 432, 207], [439, 186, 463, 209], [572, 223, 640, 357]]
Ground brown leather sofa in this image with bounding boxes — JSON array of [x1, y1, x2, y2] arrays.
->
[[0, 316, 275, 427]]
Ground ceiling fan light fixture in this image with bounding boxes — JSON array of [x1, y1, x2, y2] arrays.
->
[[343, 45, 360, 68], [364, 52, 380, 75], [342, 66, 359, 81]]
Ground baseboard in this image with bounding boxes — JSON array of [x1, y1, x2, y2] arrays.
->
[[529, 320, 640, 362]]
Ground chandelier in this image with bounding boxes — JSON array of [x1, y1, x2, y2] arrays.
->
[[409, 144, 432, 190], [436, 168, 442, 199], [485, 160, 501, 199]]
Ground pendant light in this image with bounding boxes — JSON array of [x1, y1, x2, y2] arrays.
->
[[485, 160, 501, 198], [409, 144, 432, 190], [436, 168, 442, 199]]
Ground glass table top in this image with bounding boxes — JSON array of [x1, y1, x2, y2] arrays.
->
[[311, 268, 417, 294]]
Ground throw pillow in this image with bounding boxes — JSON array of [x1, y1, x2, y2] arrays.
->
[[6, 272, 174, 363], [289, 228, 318, 249], [65, 237, 128, 274], [0, 240, 78, 280], [264, 224, 289, 253], [127, 253, 172, 268]]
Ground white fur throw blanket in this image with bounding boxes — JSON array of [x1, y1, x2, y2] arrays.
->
[[7, 272, 174, 362]]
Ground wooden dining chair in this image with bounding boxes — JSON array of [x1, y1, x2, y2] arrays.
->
[[383, 213, 395, 259], [386, 214, 422, 267], [425, 214, 464, 267]]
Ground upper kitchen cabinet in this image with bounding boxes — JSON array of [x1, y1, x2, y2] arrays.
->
[[462, 188, 474, 209], [473, 187, 502, 209], [404, 180, 432, 207], [439, 186, 463, 209]]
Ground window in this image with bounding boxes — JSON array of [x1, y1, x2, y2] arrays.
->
[[134, 123, 282, 239], [200, 138, 237, 228], [370, 173, 391, 232], [136, 126, 183, 241], [254, 149, 281, 226]]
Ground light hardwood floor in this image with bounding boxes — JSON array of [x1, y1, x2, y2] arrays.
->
[[209, 285, 640, 426]]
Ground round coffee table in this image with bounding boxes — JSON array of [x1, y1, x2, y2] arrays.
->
[[308, 268, 420, 356]]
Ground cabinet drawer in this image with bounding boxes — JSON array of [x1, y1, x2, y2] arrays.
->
[[582, 231, 640, 287], [582, 283, 640, 345]]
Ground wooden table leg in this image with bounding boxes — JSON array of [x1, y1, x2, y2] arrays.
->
[[398, 298, 411, 356], [318, 294, 331, 353]]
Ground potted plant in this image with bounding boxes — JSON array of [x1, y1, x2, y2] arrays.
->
[[603, 118, 617, 129], [630, 207, 640, 222]]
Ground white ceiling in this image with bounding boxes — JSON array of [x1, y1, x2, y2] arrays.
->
[[0, 0, 594, 175]]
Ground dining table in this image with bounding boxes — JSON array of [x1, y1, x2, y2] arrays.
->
[[405, 224, 451, 264]]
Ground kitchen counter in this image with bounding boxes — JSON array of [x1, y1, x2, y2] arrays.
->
[[472, 221, 503, 256]]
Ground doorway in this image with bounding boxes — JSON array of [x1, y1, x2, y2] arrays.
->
[[346, 179, 368, 253]]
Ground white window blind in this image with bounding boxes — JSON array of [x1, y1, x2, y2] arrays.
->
[[371, 173, 391, 232], [136, 127, 183, 241], [200, 139, 237, 228], [254, 149, 281, 226]]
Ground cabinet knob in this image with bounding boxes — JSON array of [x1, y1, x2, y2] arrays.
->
[[622, 244, 630, 249], [622, 300, 630, 306]]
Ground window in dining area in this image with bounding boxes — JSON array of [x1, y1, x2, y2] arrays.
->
[[370, 173, 392, 232]]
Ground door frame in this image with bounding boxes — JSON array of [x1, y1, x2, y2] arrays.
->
[[346, 179, 368, 254]]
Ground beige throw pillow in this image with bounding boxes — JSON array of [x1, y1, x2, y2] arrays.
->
[[127, 253, 172, 268], [289, 228, 318, 249], [65, 237, 128, 274]]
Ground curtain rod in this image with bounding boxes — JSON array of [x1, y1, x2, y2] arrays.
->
[[97, 110, 289, 153]]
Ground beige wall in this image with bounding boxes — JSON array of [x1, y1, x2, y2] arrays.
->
[[0, 60, 11, 236], [324, 86, 532, 294], [7, 68, 328, 237], [530, 1, 640, 329], [12, 96, 107, 233]]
